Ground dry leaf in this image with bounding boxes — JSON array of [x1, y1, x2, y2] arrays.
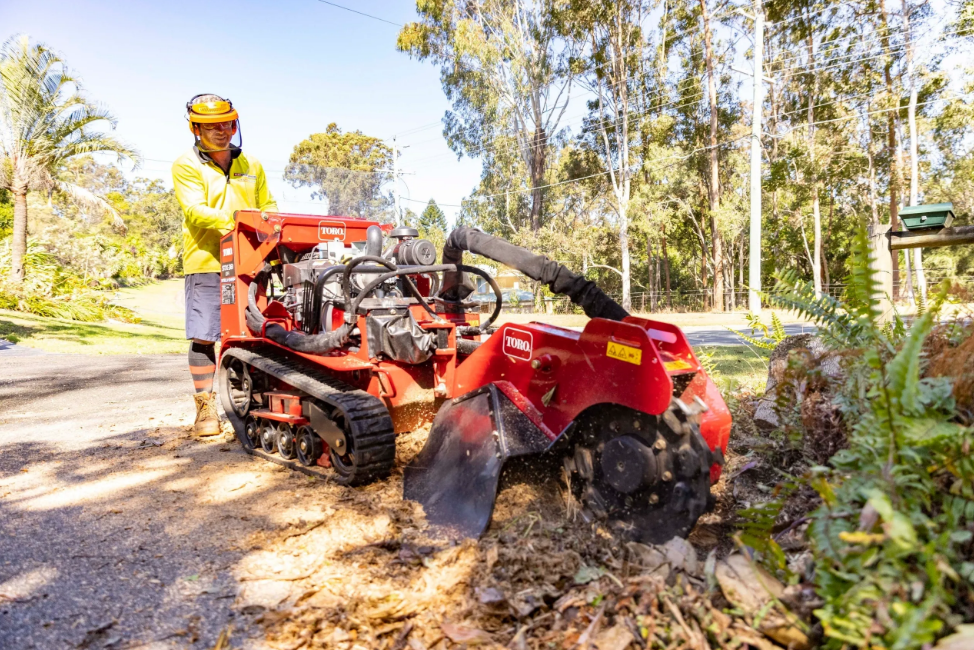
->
[[594, 624, 634, 650], [441, 623, 493, 645]]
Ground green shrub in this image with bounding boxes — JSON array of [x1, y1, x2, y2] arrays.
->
[[0, 237, 139, 323], [748, 226, 974, 649]]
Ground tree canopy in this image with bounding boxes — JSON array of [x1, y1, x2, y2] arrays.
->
[[0, 34, 137, 283], [402, 0, 974, 312], [284, 123, 393, 220], [419, 199, 447, 235]]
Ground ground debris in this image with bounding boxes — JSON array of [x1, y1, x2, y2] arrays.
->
[[248, 429, 813, 650], [715, 554, 811, 650]]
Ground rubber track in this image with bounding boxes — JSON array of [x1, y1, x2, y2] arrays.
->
[[223, 346, 396, 485]]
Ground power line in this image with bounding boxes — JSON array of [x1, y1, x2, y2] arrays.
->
[[767, 96, 945, 138], [385, 121, 443, 141], [313, 0, 402, 27]]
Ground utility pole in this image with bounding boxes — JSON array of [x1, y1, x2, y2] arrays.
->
[[393, 137, 401, 226], [748, 0, 765, 314], [380, 138, 412, 226], [732, 3, 769, 313]]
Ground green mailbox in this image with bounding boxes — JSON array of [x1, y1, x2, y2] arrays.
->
[[899, 203, 955, 231]]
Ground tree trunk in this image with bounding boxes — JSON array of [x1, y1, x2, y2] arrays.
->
[[700, 0, 723, 311], [619, 203, 631, 312], [661, 222, 672, 309], [805, 24, 822, 299], [895, 117, 915, 302], [824, 190, 833, 292], [879, 0, 900, 299], [10, 178, 28, 284], [739, 237, 745, 304], [529, 127, 547, 232], [866, 118, 880, 227], [902, 0, 927, 302], [647, 235, 654, 313], [728, 239, 736, 311]]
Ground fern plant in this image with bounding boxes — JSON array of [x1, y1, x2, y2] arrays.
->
[[751, 225, 974, 649], [734, 311, 790, 350]]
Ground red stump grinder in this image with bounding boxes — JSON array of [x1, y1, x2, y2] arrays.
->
[[217, 210, 731, 543]]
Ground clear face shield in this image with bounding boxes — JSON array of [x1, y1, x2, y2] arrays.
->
[[193, 118, 242, 154], [186, 95, 242, 154]]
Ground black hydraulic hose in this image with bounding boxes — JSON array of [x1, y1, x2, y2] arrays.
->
[[349, 262, 444, 323], [310, 265, 346, 332], [440, 227, 629, 322], [456, 338, 482, 356], [246, 264, 350, 354], [351, 263, 502, 331]]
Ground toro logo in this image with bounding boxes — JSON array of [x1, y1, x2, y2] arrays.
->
[[503, 328, 533, 361], [318, 221, 346, 241]]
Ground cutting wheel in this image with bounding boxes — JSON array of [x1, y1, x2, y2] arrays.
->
[[566, 399, 722, 544]]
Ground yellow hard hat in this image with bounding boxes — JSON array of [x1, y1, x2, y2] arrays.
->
[[186, 94, 239, 133]]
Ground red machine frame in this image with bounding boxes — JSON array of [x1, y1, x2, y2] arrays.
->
[[219, 210, 731, 483]]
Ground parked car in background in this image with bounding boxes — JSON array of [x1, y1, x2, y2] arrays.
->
[[468, 289, 534, 304]]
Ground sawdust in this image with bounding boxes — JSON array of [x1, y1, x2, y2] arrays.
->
[[239, 427, 808, 650]]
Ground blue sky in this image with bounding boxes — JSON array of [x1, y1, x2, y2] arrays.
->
[[2, 0, 967, 224], [0, 0, 482, 222]]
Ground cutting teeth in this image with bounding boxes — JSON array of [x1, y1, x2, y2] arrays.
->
[[692, 396, 710, 413]]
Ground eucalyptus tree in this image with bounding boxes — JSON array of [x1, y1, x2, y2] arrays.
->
[[284, 123, 393, 219], [0, 35, 136, 283], [397, 0, 577, 232], [559, 0, 650, 313]]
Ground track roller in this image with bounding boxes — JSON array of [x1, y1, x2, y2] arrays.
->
[[225, 357, 253, 417], [243, 416, 261, 451], [260, 420, 277, 453], [277, 423, 297, 459], [296, 425, 325, 467]]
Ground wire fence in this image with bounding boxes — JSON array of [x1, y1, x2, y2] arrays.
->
[[473, 273, 974, 315]]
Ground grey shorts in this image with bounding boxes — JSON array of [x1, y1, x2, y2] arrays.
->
[[184, 273, 221, 342]]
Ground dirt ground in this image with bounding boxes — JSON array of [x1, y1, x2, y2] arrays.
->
[[0, 351, 775, 650]]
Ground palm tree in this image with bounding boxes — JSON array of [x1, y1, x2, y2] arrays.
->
[[0, 34, 138, 283]]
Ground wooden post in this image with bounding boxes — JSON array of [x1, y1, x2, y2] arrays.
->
[[868, 224, 894, 321], [890, 225, 974, 250]]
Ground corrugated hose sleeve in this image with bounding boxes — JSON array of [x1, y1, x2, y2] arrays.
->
[[245, 265, 350, 354], [440, 228, 629, 322]]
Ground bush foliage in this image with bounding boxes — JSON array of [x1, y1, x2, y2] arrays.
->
[[0, 157, 183, 322], [0, 239, 139, 322], [751, 227, 974, 648]]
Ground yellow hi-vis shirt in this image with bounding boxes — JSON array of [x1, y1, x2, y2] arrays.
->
[[172, 147, 278, 274]]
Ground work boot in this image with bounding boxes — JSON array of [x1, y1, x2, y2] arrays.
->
[[193, 392, 221, 437]]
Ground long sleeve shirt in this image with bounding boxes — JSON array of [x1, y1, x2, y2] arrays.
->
[[172, 146, 278, 274]]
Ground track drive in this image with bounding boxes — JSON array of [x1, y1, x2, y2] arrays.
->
[[218, 346, 396, 486]]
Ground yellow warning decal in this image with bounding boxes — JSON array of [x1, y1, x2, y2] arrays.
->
[[606, 341, 642, 365], [663, 358, 695, 372]]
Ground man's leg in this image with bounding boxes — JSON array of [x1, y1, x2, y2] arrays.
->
[[185, 274, 222, 437], [189, 339, 216, 393]]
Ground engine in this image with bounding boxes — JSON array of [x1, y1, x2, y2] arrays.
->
[[279, 226, 438, 335]]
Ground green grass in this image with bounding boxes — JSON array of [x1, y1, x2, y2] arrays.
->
[[0, 278, 188, 354], [698, 345, 770, 394], [114, 279, 185, 331], [0, 307, 185, 354]]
